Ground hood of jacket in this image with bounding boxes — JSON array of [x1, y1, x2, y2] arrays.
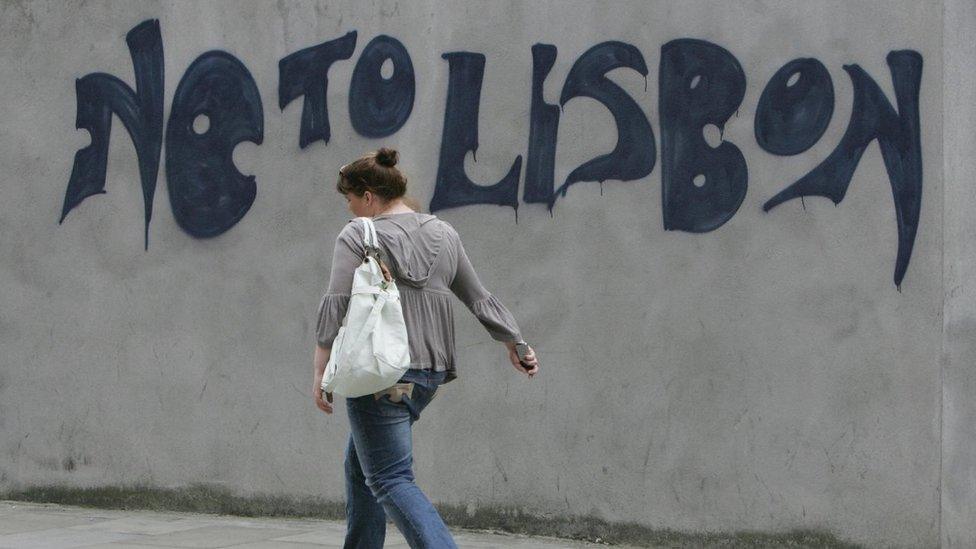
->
[[370, 212, 445, 288]]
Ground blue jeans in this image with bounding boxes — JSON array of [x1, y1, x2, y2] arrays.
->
[[343, 369, 456, 549]]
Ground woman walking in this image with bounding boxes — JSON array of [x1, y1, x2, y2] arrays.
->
[[312, 147, 539, 548]]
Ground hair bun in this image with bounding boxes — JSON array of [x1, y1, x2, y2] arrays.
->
[[375, 147, 399, 168]]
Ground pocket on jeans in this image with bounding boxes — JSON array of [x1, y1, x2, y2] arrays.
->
[[370, 383, 411, 413], [377, 393, 407, 407]]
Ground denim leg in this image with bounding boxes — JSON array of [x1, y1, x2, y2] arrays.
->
[[346, 392, 457, 549], [343, 432, 387, 549]]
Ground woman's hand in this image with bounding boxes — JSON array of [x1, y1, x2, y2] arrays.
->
[[313, 383, 334, 414], [313, 345, 333, 414], [506, 342, 539, 378]]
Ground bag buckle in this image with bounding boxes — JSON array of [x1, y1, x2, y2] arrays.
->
[[364, 245, 384, 261]]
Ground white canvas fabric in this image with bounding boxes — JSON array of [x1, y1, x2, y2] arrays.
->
[[321, 217, 411, 397]]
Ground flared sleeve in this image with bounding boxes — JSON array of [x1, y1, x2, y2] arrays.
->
[[315, 293, 350, 348], [315, 222, 365, 348], [448, 231, 523, 343]]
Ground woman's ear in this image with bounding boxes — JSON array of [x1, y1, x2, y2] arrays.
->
[[363, 190, 372, 206]]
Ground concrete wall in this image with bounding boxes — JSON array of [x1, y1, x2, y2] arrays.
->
[[0, 1, 964, 546], [942, 0, 976, 547]]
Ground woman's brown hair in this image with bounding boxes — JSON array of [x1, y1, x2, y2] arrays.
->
[[336, 147, 407, 200]]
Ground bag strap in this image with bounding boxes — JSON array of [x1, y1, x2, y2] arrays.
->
[[358, 217, 393, 283], [360, 217, 378, 248]]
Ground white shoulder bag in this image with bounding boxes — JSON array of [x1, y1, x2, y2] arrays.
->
[[321, 217, 411, 397]]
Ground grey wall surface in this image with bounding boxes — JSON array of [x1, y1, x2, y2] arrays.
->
[[943, 0, 976, 547], [0, 1, 963, 547]]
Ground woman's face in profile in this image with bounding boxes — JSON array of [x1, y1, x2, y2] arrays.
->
[[344, 191, 370, 217]]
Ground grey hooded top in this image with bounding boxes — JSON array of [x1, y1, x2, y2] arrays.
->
[[315, 212, 522, 384]]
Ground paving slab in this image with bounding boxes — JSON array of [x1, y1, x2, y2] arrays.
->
[[69, 517, 214, 536], [58, 545, 186, 549], [0, 501, 632, 548], [231, 540, 342, 549], [0, 511, 97, 535], [0, 526, 135, 548], [108, 525, 310, 547], [266, 527, 347, 544]]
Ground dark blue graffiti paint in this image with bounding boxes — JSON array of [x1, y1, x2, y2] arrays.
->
[[429, 52, 521, 213], [763, 51, 923, 288], [278, 31, 357, 148], [755, 58, 834, 155], [348, 35, 415, 138], [60, 19, 164, 249], [165, 51, 264, 238], [524, 44, 560, 210], [557, 41, 655, 200], [660, 39, 747, 233]]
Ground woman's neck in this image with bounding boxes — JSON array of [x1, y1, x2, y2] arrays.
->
[[373, 199, 414, 216]]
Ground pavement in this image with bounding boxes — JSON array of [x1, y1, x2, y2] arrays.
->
[[0, 501, 628, 548]]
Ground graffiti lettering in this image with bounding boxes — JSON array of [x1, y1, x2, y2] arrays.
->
[[763, 51, 923, 287], [754, 58, 834, 155], [61, 19, 925, 286], [557, 41, 656, 208], [429, 52, 522, 213], [349, 35, 416, 138], [523, 44, 560, 209], [165, 51, 263, 238], [278, 31, 357, 148], [660, 39, 747, 233], [60, 19, 164, 249]]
